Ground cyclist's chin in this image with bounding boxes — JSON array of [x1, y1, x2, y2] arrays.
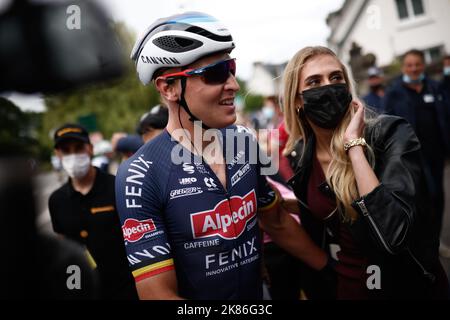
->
[[208, 113, 236, 129]]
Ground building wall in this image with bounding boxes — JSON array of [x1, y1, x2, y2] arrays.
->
[[247, 64, 282, 97], [329, 0, 450, 67]]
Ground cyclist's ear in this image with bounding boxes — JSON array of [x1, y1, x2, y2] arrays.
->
[[155, 76, 180, 103]]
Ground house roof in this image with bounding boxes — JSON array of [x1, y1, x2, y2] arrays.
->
[[326, 0, 370, 54], [254, 62, 287, 78]]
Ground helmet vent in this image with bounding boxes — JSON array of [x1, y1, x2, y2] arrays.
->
[[153, 36, 202, 53]]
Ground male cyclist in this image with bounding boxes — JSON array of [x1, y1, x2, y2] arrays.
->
[[115, 12, 328, 300]]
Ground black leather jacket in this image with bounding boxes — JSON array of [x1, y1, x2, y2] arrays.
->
[[287, 115, 444, 298]]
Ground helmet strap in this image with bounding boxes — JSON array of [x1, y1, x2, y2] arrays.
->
[[177, 78, 211, 130]]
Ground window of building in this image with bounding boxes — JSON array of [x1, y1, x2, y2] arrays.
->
[[396, 0, 408, 19], [395, 0, 426, 20], [423, 46, 444, 64], [411, 0, 425, 15]]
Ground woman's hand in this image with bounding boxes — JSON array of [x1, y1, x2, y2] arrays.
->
[[344, 100, 381, 197], [344, 99, 365, 142]]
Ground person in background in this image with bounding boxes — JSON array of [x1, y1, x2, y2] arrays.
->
[[92, 140, 113, 173], [362, 67, 385, 112], [439, 54, 450, 258], [114, 134, 144, 162], [261, 96, 283, 130], [441, 55, 450, 144], [383, 49, 450, 257], [439, 55, 450, 106], [137, 104, 169, 143], [48, 124, 138, 300]]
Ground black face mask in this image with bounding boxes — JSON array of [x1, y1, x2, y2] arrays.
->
[[300, 83, 352, 129]]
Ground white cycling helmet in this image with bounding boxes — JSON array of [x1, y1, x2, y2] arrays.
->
[[131, 12, 235, 85]]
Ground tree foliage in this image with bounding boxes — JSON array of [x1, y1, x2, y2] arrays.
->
[[236, 78, 264, 113], [0, 97, 41, 157]]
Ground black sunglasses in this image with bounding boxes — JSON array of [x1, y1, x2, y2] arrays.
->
[[162, 58, 236, 85]]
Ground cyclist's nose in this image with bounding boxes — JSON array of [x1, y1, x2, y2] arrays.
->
[[225, 73, 240, 92]]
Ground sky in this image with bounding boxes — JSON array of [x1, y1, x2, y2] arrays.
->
[[3, 0, 345, 112]]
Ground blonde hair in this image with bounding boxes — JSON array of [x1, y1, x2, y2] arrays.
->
[[282, 46, 375, 222]]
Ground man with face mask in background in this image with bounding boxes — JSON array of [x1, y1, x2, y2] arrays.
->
[[48, 124, 138, 299], [362, 67, 385, 112], [439, 55, 450, 105], [439, 55, 450, 258], [383, 49, 450, 257]]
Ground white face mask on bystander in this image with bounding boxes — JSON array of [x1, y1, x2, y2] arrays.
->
[[61, 153, 91, 178]]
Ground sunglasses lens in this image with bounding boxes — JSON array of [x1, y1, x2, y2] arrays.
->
[[229, 59, 236, 76], [202, 59, 236, 85]]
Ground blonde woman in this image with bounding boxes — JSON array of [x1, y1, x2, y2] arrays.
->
[[260, 46, 448, 299]]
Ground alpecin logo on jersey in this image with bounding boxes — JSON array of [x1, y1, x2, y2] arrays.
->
[[190, 190, 257, 240], [122, 218, 156, 243]]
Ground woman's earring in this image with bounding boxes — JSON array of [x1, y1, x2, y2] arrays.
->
[[296, 107, 300, 114]]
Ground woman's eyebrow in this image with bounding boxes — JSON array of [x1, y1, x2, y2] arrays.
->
[[329, 70, 343, 76]]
